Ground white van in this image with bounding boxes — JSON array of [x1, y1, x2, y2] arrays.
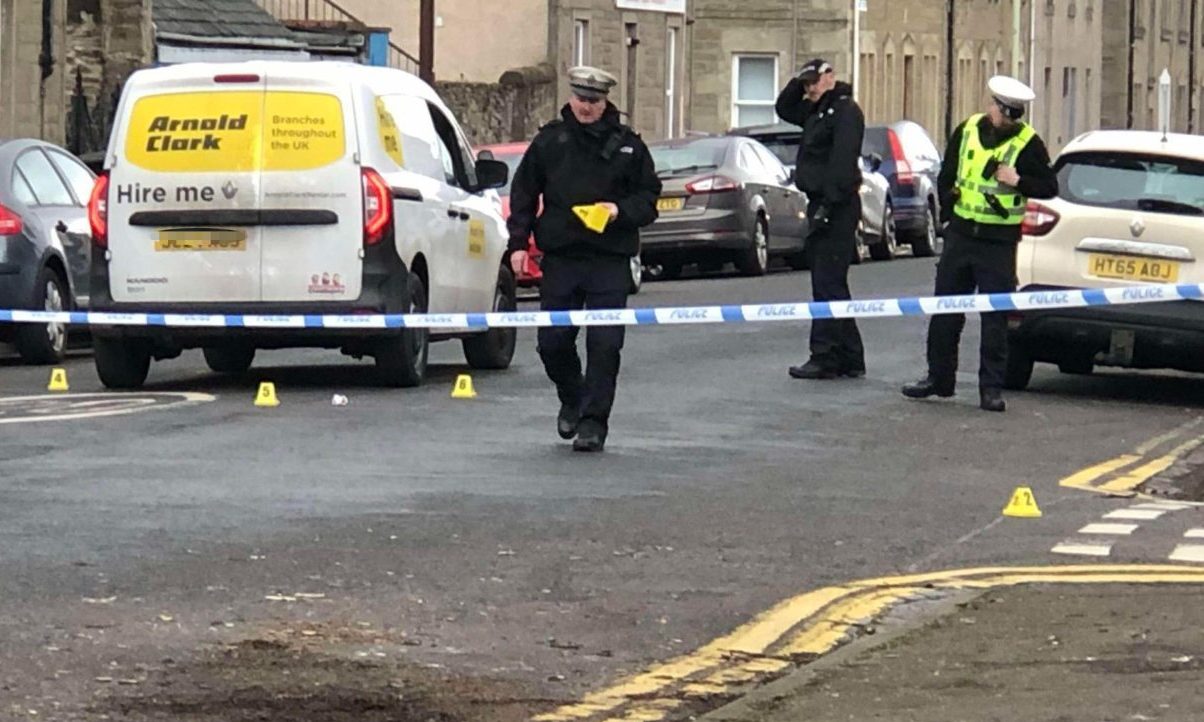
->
[[87, 61, 516, 388]]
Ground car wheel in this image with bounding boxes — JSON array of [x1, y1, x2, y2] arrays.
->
[[463, 265, 518, 370], [1003, 337, 1034, 391], [658, 263, 683, 281], [869, 201, 898, 261], [736, 215, 769, 276], [203, 345, 256, 375], [852, 222, 866, 265], [15, 266, 70, 365], [375, 272, 430, 387], [628, 254, 643, 295], [1058, 359, 1094, 375], [911, 204, 940, 257], [93, 336, 151, 390]]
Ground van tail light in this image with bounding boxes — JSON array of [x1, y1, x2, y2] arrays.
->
[[88, 173, 109, 248], [362, 168, 392, 246], [686, 175, 739, 194], [888, 129, 914, 186], [0, 203, 23, 236], [1021, 200, 1060, 237]]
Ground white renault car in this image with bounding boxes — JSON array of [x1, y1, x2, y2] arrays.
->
[[87, 61, 516, 388], [1008, 130, 1204, 389]]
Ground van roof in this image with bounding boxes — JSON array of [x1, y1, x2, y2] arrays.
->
[[124, 60, 450, 113]]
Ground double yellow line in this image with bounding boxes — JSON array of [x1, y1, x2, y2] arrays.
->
[[534, 565, 1204, 722], [1060, 417, 1204, 495]]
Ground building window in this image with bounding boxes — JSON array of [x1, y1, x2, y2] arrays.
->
[[573, 19, 590, 66], [732, 54, 778, 128]]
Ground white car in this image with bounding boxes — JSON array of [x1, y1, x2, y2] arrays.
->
[[87, 61, 516, 388], [1009, 130, 1204, 389]]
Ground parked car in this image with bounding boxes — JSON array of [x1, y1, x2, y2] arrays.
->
[[641, 135, 808, 278], [727, 122, 895, 262], [1008, 130, 1204, 389], [88, 60, 515, 389], [862, 121, 944, 257], [0, 138, 96, 363], [474, 141, 644, 295]]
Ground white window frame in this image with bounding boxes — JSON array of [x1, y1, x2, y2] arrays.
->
[[731, 54, 779, 129], [573, 19, 590, 67]]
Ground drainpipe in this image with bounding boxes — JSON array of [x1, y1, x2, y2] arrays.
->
[[1190, 0, 1198, 132], [944, 0, 955, 138], [852, 0, 860, 101], [1012, 0, 1022, 77], [1127, 0, 1136, 128], [39, 0, 55, 139]]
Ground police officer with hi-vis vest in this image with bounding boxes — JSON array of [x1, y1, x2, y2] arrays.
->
[[903, 76, 1058, 412]]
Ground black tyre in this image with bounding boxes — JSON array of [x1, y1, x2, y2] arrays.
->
[[736, 216, 770, 276], [463, 266, 518, 370], [658, 263, 683, 281], [94, 336, 151, 390], [1058, 359, 1094, 375], [628, 255, 643, 295], [869, 202, 898, 261], [15, 265, 70, 365], [911, 204, 940, 258], [852, 222, 866, 265], [1003, 337, 1035, 391], [375, 272, 429, 387], [203, 345, 256, 375]]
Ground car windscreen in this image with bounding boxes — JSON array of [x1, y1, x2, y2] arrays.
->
[[650, 139, 729, 177], [1057, 151, 1204, 216], [862, 127, 890, 159]]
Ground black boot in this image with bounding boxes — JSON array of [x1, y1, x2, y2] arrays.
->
[[980, 387, 1006, 413], [572, 419, 607, 452], [788, 359, 839, 380], [902, 376, 956, 399], [557, 403, 581, 440]]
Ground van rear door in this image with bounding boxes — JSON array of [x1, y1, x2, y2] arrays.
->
[[258, 71, 363, 302], [109, 68, 267, 303]]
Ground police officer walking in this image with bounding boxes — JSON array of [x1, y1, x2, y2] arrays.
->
[[506, 67, 662, 452], [902, 76, 1058, 412], [775, 59, 867, 380]]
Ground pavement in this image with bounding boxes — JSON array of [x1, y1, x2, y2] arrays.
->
[[704, 582, 1204, 722], [3, 257, 1204, 721]]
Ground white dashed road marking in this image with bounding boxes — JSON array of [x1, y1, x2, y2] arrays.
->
[[1052, 542, 1115, 557], [1103, 508, 1168, 521], [1185, 529, 1204, 539], [1077, 523, 1139, 536], [1169, 545, 1204, 563]]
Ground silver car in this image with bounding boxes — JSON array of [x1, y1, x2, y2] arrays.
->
[[0, 139, 96, 363]]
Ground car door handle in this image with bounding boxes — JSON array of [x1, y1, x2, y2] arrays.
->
[[447, 208, 469, 221], [56, 220, 68, 233]]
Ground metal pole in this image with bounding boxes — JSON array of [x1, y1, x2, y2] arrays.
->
[[944, 0, 954, 138], [419, 0, 435, 84], [1190, 0, 1198, 133], [1012, 0, 1022, 77]]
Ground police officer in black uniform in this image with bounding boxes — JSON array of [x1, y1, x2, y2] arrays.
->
[[775, 59, 867, 380], [902, 76, 1058, 412], [507, 67, 662, 452]]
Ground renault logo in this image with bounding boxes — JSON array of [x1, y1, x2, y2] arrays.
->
[[1130, 216, 1146, 237]]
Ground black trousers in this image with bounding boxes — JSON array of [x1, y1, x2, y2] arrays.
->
[[538, 254, 630, 426], [926, 227, 1018, 390], [806, 198, 865, 371]]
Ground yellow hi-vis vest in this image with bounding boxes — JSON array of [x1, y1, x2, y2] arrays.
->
[[953, 114, 1036, 225]]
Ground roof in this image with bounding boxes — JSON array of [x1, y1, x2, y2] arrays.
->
[[1060, 130, 1204, 161], [152, 0, 300, 45]]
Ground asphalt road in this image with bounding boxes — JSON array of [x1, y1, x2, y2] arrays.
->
[[2, 256, 1203, 721]]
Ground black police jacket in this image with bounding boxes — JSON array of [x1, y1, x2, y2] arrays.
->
[[774, 80, 864, 208], [507, 104, 662, 259]]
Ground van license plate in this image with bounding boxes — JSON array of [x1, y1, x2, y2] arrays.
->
[[1088, 253, 1179, 283], [656, 197, 685, 212], [156, 228, 247, 252]]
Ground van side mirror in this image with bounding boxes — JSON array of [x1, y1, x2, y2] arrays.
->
[[865, 153, 884, 172], [473, 158, 509, 191]]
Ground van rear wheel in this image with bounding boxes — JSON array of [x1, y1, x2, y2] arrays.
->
[[463, 266, 517, 370], [94, 337, 151, 390], [375, 273, 429, 388], [203, 345, 256, 375]]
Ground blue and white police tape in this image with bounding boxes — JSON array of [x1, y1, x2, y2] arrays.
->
[[0, 283, 1197, 330]]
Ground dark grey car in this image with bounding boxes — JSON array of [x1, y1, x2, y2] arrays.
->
[[641, 136, 808, 278], [0, 139, 96, 363]]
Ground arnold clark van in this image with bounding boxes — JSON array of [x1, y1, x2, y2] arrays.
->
[[87, 61, 516, 389]]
